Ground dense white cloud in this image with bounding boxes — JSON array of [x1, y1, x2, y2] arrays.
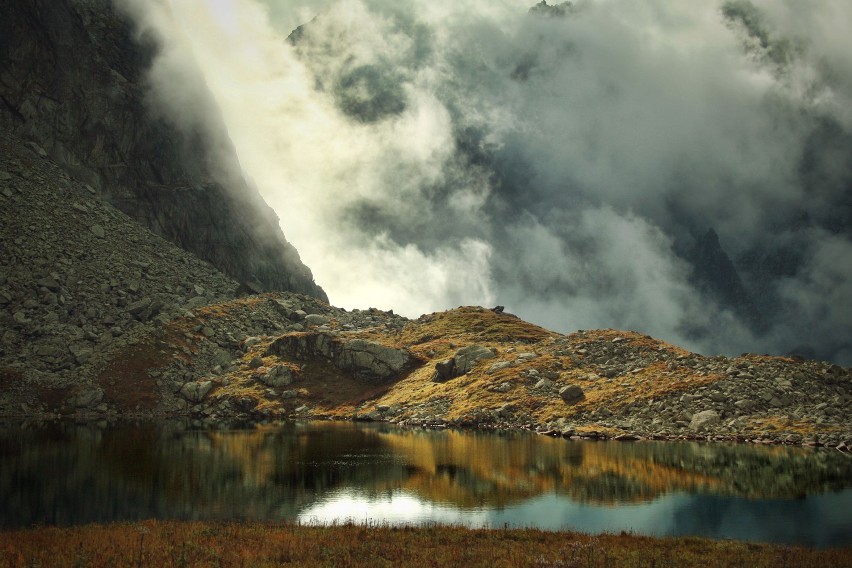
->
[[119, 0, 852, 363]]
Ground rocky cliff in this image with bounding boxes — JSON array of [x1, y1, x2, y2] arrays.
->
[[0, 0, 325, 299]]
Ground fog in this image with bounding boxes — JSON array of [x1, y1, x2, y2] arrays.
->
[[118, 0, 852, 363]]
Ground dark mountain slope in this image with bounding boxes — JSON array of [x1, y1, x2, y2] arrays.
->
[[0, 0, 326, 299]]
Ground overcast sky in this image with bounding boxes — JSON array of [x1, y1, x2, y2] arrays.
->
[[119, 0, 852, 363]]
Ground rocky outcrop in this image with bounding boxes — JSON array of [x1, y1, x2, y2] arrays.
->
[[266, 332, 414, 383], [0, 0, 325, 299]]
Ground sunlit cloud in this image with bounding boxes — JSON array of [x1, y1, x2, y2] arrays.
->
[[118, 0, 852, 363]]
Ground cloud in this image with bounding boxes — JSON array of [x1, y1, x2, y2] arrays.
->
[[120, 0, 852, 363]]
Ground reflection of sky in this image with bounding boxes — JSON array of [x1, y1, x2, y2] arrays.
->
[[298, 488, 852, 548]]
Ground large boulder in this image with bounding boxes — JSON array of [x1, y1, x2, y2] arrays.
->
[[266, 332, 412, 383], [432, 344, 497, 382], [340, 339, 410, 381], [454, 345, 497, 374], [432, 359, 456, 383], [259, 365, 293, 388], [180, 380, 214, 403], [559, 384, 584, 402], [689, 410, 721, 432]]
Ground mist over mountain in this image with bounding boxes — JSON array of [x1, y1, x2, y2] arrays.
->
[[121, 0, 852, 364], [1, 0, 325, 299]]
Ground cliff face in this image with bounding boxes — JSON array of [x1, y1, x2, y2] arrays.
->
[[0, 0, 326, 300]]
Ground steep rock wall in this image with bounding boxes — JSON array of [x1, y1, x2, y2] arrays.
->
[[0, 0, 326, 300]]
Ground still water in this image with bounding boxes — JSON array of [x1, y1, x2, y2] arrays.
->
[[1, 421, 851, 547]]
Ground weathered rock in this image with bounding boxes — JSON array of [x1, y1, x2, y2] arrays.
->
[[304, 314, 330, 326], [454, 345, 497, 374], [432, 359, 456, 383], [266, 332, 412, 382], [487, 361, 513, 374], [689, 410, 721, 432], [180, 380, 213, 403], [559, 384, 584, 402], [259, 365, 293, 388]]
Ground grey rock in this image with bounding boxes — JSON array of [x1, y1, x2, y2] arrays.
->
[[487, 361, 513, 374], [126, 297, 152, 317], [180, 381, 214, 403], [534, 378, 554, 389], [304, 314, 330, 326], [342, 338, 411, 380], [559, 384, 584, 402], [36, 277, 61, 292], [454, 344, 497, 374], [89, 224, 105, 238], [266, 332, 412, 382], [432, 359, 456, 382], [689, 410, 721, 432], [260, 365, 293, 388]]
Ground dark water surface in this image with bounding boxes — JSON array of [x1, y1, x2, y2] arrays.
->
[[1, 421, 851, 547]]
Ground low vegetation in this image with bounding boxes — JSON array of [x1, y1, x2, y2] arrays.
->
[[1, 520, 848, 567]]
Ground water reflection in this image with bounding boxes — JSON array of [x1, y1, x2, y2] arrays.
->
[[1, 421, 850, 547]]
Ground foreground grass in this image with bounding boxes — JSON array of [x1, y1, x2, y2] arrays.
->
[[0, 521, 849, 567]]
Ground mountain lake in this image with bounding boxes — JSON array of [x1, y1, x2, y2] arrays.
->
[[1, 420, 850, 548]]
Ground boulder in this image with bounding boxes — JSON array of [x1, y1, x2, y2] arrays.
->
[[341, 339, 410, 381], [487, 361, 513, 374], [431, 345, 496, 382], [304, 314, 330, 326], [432, 359, 456, 383], [266, 332, 412, 382], [689, 410, 720, 432], [559, 384, 584, 402], [453, 344, 497, 374], [259, 365, 293, 388], [180, 380, 213, 403]]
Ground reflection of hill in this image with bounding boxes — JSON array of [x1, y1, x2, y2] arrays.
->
[[370, 427, 852, 507], [1, 422, 851, 528]]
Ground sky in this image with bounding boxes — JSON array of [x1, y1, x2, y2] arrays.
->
[[117, 0, 852, 363]]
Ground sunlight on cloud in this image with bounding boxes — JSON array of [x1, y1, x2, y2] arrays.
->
[[121, 0, 852, 363]]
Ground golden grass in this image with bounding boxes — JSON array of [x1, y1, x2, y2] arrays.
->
[[401, 307, 556, 346], [0, 520, 847, 567]]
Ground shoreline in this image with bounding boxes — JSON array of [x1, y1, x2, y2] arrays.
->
[[1, 412, 848, 452], [0, 520, 850, 567]]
